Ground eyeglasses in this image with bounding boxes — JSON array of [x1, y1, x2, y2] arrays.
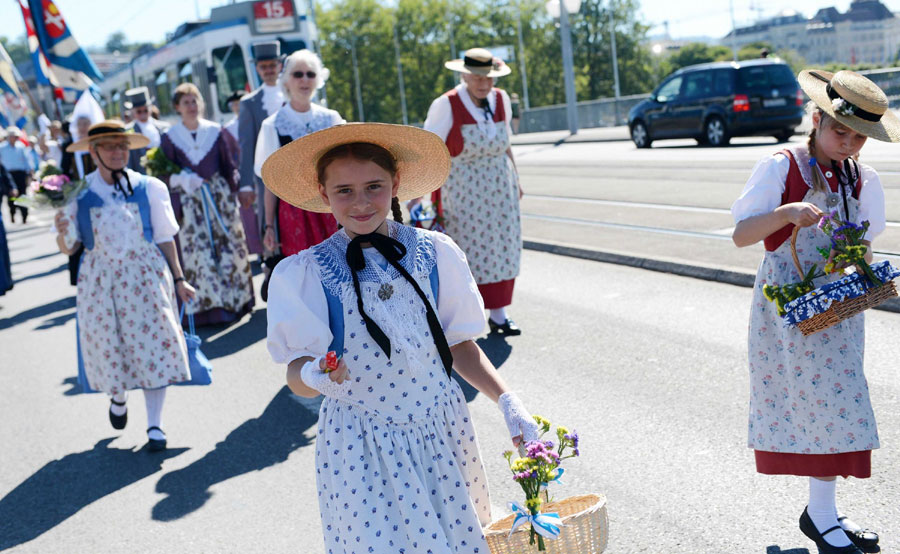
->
[[292, 71, 317, 80]]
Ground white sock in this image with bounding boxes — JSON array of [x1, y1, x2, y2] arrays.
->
[[808, 477, 852, 547], [489, 308, 508, 324], [836, 510, 862, 533], [110, 392, 127, 416], [143, 388, 167, 440]]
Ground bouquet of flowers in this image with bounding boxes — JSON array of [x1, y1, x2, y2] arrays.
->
[[140, 147, 181, 177], [14, 172, 88, 211], [501, 416, 580, 551]]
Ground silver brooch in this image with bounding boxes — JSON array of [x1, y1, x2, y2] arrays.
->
[[378, 283, 393, 301], [826, 193, 841, 208]]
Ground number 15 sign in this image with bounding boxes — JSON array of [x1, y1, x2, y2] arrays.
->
[[254, 0, 296, 33]]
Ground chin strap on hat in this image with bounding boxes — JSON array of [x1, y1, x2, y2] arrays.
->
[[95, 150, 133, 197]]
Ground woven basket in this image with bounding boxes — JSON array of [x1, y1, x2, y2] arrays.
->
[[484, 494, 609, 554], [788, 227, 898, 336]]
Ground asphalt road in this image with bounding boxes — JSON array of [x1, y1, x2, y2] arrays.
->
[[1, 204, 899, 553]]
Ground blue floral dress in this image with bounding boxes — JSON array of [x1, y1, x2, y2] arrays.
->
[[267, 221, 492, 553]]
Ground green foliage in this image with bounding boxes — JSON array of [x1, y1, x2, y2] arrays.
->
[[0, 35, 29, 67], [664, 42, 732, 73], [316, 0, 659, 123]]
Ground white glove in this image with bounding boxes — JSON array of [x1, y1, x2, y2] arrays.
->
[[499, 391, 541, 445], [300, 356, 348, 398]]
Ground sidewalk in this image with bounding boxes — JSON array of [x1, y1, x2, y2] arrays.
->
[[510, 125, 631, 145]]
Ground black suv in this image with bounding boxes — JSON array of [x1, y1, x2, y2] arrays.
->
[[628, 59, 804, 148]]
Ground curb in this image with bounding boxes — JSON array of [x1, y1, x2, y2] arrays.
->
[[511, 133, 630, 146], [523, 239, 900, 314]]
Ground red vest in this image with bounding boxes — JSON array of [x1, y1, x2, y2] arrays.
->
[[764, 149, 863, 251], [444, 88, 506, 157]]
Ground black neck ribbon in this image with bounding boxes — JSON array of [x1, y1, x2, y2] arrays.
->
[[345, 232, 454, 377], [830, 158, 858, 222], [95, 150, 133, 197]]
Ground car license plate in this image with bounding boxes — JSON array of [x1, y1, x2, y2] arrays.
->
[[763, 98, 787, 107]]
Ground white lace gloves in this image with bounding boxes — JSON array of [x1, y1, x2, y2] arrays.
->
[[499, 391, 541, 446], [300, 356, 349, 398], [169, 171, 205, 196]]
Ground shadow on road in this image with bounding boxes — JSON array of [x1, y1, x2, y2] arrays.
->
[[198, 308, 267, 360], [12, 262, 66, 284], [447, 334, 515, 403], [766, 547, 812, 554], [151, 385, 316, 522], [0, 438, 187, 551], [13, 251, 60, 264], [0, 295, 74, 331]]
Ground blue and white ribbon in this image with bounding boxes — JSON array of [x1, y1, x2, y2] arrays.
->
[[507, 501, 563, 540], [198, 180, 232, 263]]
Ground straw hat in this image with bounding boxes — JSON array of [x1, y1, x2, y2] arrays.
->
[[798, 69, 900, 143], [66, 120, 150, 152], [445, 48, 511, 78], [261, 123, 450, 213]]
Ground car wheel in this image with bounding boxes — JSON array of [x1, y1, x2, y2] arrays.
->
[[631, 121, 651, 148], [704, 116, 729, 147], [774, 129, 794, 142]]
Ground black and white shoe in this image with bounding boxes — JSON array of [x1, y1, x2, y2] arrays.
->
[[838, 516, 879, 552], [800, 507, 864, 554], [488, 318, 522, 336], [108, 399, 127, 430], [146, 426, 167, 452]]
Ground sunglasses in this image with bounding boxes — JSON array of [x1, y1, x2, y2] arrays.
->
[[292, 71, 317, 79]]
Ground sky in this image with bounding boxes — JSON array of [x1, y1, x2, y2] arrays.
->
[[2, 0, 900, 50]]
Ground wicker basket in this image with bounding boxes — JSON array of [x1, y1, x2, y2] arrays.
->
[[787, 227, 898, 336], [484, 494, 608, 554]]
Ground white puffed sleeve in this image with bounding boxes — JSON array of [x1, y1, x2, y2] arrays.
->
[[144, 175, 180, 243], [266, 254, 334, 364], [432, 231, 486, 346], [423, 95, 453, 142], [857, 165, 886, 241], [254, 114, 280, 179], [731, 153, 789, 223], [330, 109, 346, 126]]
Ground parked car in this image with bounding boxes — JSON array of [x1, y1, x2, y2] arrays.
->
[[628, 59, 804, 148]]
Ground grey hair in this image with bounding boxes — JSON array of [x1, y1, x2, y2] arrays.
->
[[280, 49, 330, 98]]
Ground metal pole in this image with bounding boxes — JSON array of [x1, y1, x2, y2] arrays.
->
[[393, 22, 409, 125], [515, 2, 530, 110], [729, 0, 738, 61], [350, 39, 364, 122], [559, 2, 578, 134], [609, 2, 621, 125]]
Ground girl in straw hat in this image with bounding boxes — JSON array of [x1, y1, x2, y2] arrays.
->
[[263, 123, 541, 552], [732, 70, 899, 553], [420, 47, 524, 336], [54, 120, 197, 451]]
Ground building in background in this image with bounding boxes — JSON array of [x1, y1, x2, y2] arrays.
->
[[724, 0, 900, 65]]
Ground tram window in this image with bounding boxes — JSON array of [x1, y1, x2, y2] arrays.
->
[[155, 71, 172, 115], [279, 39, 307, 55], [212, 44, 248, 114], [178, 61, 193, 84]]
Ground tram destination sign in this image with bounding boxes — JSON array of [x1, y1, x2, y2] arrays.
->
[[254, 0, 298, 33]]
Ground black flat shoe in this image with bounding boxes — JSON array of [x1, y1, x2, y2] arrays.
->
[[838, 517, 879, 552], [488, 318, 521, 336], [146, 426, 167, 452], [800, 507, 865, 554], [108, 399, 127, 430]]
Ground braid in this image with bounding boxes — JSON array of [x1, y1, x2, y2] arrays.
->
[[391, 196, 403, 224]]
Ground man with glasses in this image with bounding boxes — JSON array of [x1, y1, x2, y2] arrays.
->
[[238, 41, 284, 242], [125, 86, 170, 173]]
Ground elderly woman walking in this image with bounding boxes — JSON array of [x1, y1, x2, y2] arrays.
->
[[161, 83, 254, 325], [54, 120, 195, 451], [422, 48, 524, 335], [254, 49, 342, 297]]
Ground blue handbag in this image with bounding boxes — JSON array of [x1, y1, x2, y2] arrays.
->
[[177, 302, 213, 386]]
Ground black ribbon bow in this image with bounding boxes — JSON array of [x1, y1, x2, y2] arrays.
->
[[830, 158, 858, 222], [345, 232, 454, 377]]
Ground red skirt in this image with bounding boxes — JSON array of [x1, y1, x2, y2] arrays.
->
[[478, 279, 515, 310], [755, 450, 871, 479], [278, 202, 339, 256]]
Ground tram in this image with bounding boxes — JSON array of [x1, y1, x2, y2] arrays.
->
[[97, 0, 315, 124]]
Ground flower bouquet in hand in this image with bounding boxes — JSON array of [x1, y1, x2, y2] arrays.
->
[[762, 211, 899, 335], [14, 171, 87, 211], [140, 147, 181, 177]]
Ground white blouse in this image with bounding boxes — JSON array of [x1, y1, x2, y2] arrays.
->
[[266, 229, 486, 364], [262, 84, 285, 116], [254, 103, 345, 178], [731, 153, 886, 241], [424, 83, 513, 141], [58, 169, 180, 244]]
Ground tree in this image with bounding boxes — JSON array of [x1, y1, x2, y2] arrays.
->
[[0, 35, 29, 67], [106, 32, 128, 53]]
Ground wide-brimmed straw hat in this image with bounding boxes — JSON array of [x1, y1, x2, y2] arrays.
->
[[444, 48, 511, 78], [799, 69, 900, 143], [261, 123, 450, 213], [67, 120, 150, 152]]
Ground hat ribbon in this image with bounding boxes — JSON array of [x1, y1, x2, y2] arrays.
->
[[464, 55, 493, 68], [88, 125, 127, 136], [826, 83, 882, 123]]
